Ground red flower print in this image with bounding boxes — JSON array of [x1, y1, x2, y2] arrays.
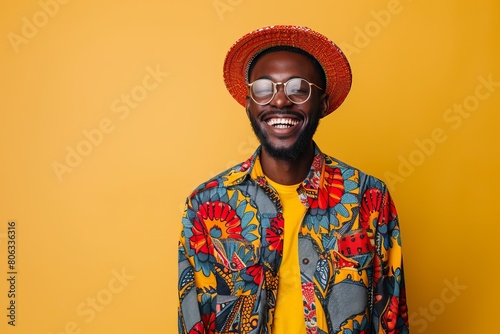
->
[[196, 201, 243, 239], [381, 296, 400, 333], [202, 313, 216, 333], [189, 313, 216, 334], [360, 188, 383, 229], [311, 166, 344, 210], [188, 321, 204, 334], [190, 218, 214, 257], [266, 214, 284, 255], [380, 193, 397, 226], [245, 264, 264, 285], [190, 201, 243, 259], [360, 188, 397, 228]]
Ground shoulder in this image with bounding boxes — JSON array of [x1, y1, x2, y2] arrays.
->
[[322, 152, 390, 194], [187, 158, 253, 201]]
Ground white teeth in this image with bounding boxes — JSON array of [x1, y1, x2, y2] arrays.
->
[[266, 118, 299, 128]]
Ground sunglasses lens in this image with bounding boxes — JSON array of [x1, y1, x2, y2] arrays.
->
[[285, 78, 310, 103], [250, 79, 274, 104]]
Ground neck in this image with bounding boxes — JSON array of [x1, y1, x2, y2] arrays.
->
[[259, 143, 315, 185]]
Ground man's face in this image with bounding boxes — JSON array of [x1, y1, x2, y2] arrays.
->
[[246, 51, 328, 162]]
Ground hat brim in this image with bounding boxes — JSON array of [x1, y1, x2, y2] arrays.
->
[[223, 25, 352, 116]]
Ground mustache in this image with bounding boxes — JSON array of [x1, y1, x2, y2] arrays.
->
[[259, 108, 303, 119]]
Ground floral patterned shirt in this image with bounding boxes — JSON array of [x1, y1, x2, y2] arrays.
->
[[178, 144, 409, 334]]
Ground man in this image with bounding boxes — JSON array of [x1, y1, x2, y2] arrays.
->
[[178, 25, 409, 334]]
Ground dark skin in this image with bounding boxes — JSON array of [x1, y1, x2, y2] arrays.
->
[[246, 51, 329, 185]]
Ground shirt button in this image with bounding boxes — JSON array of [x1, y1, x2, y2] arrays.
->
[[302, 258, 309, 264]]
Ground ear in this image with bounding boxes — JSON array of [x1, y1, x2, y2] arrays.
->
[[319, 93, 329, 118], [245, 96, 251, 117]]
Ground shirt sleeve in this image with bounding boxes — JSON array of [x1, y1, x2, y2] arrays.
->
[[178, 198, 217, 334], [371, 186, 409, 333]]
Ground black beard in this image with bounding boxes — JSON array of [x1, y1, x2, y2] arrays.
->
[[248, 111, 320, 162]]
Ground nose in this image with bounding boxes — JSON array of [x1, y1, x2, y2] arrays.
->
[[269, 84, 292, 108]]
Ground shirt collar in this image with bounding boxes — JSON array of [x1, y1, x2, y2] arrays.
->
[[221, 143, 325, 201]]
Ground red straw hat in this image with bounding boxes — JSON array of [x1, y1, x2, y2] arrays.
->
[[223, 25, 352, 116]]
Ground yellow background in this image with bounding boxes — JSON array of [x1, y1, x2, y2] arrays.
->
[[1, 0, 499, 333]]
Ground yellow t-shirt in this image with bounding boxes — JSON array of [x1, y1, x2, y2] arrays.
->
[[265, 177, 307, 334]]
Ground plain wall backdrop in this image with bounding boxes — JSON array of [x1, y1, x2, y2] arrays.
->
[[1, 0, 499, 333]]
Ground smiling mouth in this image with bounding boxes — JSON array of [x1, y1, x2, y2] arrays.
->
[[266, 117, 300, 129]]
